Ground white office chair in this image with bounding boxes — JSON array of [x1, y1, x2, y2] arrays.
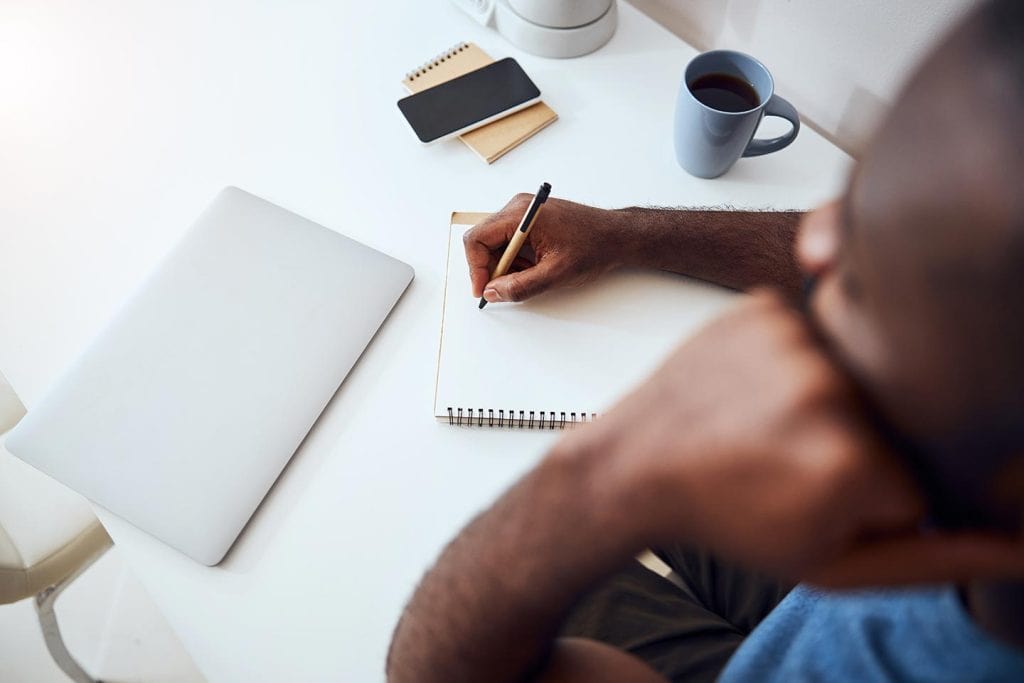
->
[[0, 371, 112, 683]]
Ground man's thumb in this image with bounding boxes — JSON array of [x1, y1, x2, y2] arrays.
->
[[484, 261, 559, 303]]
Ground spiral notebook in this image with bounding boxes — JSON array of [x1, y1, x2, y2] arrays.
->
[[435, 215, 737, 429], [402, 43, 558, 163]]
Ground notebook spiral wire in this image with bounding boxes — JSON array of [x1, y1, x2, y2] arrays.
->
[[405, 42, 471, 81], [446, 407, 597, 429]]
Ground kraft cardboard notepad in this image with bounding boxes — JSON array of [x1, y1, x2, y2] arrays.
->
[[402, 43, 558, 163], [435, 213, 736, 429]]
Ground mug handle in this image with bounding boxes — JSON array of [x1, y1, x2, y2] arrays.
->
[[743, 94, 800, 157]]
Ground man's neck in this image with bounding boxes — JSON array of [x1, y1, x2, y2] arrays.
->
[[963, 580, 1024, 650]]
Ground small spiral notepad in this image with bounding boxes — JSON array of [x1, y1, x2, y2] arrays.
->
[[434, 215, 737, 429], [402, 42, 558, 163]]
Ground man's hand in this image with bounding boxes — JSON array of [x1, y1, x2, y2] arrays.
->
[[464, 194, 633, 304], [464, 195, 808, 304], [559, 290, 1024, 586]]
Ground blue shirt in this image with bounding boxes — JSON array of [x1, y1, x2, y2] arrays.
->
[[719, 585, 1024, 682]]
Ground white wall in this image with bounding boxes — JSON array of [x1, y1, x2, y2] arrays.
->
[[628, 0, 979, 156]]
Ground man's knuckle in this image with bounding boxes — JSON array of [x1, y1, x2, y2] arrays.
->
[[775, 375, 811, 412], [505, 280, 525, 301], [800, 368, 836, 404], [503, 194, 531, 215]]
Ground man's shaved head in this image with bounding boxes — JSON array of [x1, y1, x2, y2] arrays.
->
[[811, 0, 1024, 527]]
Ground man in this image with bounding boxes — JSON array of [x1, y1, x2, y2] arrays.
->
[[388, 1, 1024, 680]]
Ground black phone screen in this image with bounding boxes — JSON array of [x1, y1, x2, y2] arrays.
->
[[397, 58, 541, 143]]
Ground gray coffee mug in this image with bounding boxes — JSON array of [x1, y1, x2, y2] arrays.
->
[[674, 50, 800, 179]]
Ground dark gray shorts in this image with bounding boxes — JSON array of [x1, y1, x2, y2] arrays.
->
[[560, 544, 792, 683]]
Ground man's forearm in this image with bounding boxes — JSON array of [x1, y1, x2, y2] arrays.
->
[[386, 444, 646, 683], [615, 208, 804, 300]]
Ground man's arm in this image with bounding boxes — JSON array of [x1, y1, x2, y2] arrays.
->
[[463, 195, 805, 304], [388, 293, 968, 682], [388, 292, 1024, 682], [386, 443, 648, 683], [617, 206, 804, 299]]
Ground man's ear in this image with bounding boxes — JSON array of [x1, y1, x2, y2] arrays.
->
[[797, 200, 843, 277]]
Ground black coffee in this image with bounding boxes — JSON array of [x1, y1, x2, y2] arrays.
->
[[689, 73, 760, 112]]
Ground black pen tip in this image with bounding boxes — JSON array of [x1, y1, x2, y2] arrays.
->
[[478, 298, 487, 309]]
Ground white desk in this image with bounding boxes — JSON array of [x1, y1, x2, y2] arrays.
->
[[0, 1, 851, 680]]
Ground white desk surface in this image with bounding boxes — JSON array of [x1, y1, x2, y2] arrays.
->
[[0, 1, 851, 680]]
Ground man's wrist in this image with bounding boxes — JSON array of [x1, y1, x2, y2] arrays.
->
[[545, 427, 661, 556], [607, 207, 657, 270], [601, 207, 805, 297], [609, 206, 701, 272]]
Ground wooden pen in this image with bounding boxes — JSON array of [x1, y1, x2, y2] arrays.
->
[[479, 182, 552, 309]]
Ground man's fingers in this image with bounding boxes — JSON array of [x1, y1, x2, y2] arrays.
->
[[807, 532, 1024, 588], [483, 259, 562, 303], [469, 260, 495, 299], [463, 217, 521, 297], [463, 194, 540, 296], [463, 240, 496, 298]]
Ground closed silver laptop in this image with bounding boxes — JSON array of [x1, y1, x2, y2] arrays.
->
[[5, 187, 413, 565]]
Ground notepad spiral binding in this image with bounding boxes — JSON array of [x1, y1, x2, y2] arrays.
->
[[446, 408, 598, 429], [405, 42, 471, 82]]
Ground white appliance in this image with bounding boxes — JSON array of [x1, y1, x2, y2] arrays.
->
[[453, 0, 617, 58], [5, 187, 414, 565]]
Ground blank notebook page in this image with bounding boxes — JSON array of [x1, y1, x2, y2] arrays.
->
[[434, 222, 737, 426]]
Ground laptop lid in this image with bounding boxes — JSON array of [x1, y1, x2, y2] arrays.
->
[[5, 187, 413, 565]]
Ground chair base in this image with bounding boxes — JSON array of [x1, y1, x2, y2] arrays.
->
[[33, 540, 111, 683]]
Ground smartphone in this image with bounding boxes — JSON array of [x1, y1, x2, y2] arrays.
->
[[397, 58, 541, 145]]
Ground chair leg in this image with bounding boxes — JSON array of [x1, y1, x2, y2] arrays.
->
[[33, 543, 111, 683]]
